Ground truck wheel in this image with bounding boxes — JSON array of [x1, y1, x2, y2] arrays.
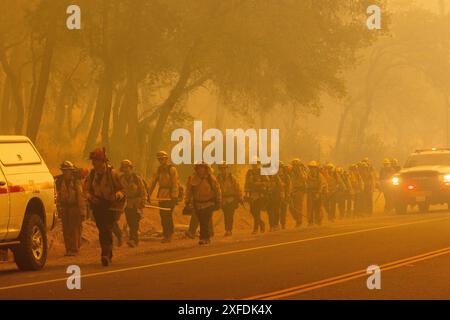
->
[[395, 202, 407, 214], [418, 203, 429, 213], [13, 213, 47, 271]]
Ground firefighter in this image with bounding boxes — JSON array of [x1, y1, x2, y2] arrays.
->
[[245, 158, 269, 234], [391, 158, 401, 173], [85, 148, 125, 266], [341, 167, 355, 217], [148, 151, 180, 243], [358, 160, 375, 215], [335, 167, 348, 219], [348, 164, 364, 217], [289, 158, 307, 227], [306, 161, 327, 226], [119, 160, 147, 247], [278, 161, 291, 229], [323, 163, 346, 221], [55, 161, 86, 256], [217, 162, 242, 236], [266, 164, 283, 231], [184, 162, 222, 245], [379, 158, 395, 213]]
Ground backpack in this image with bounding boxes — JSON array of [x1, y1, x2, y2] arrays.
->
[[156, 164, 184, 203], [189, 174, 218, 209]]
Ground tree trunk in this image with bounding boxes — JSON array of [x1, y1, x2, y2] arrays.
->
[[0, 78, 11, 134], [125, 71, 139, 164], [83, 67, 113, 156], [53, 81, 70, 140], [146, 67, 191, 176], [101, 83, 113, 150], [73, 91, 96, 137], [26, 36, 55, 142], [0, 50, 25, 134], [333, 95, 363, 162], [110, 86, 127, 161]]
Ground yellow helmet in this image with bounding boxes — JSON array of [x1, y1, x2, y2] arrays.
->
[[60, 160, 75, 171], [308, 160, 319, 167], [120, 159, 133, 170], [325, 162, 335, 169], [156, 151, 169, 159], [359, 161, 369, 168], [383, 158, 391, 165], [291, 158, 302, 166]]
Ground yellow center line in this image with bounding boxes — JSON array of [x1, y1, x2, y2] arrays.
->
[[246, 246, 450, 300], [0, 215, 449, 292]]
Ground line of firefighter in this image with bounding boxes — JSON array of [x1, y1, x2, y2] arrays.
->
[[55, 148, 401, 266]]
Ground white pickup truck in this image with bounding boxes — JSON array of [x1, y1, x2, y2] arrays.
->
[[0, 136, 56, 270]]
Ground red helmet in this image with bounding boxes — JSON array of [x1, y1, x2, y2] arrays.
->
[[89, 147, 107, 161]]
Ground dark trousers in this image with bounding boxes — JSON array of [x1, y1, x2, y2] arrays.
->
[[125, 207, 140, 243], [196, 207, 214, 241], [92, 207, 116, 258], [383, 190, 393, 212], [189, 212, 214, 236], [223, 204, 235, 232], [345, 194, 354, 217], [279, 201, 288, 227], [354, 193, 363, 216], [112, 216, 122, 243], [289, 191, 304, 225], [336, 192, 346, 219], [267, 197, 281, 228], [307, 193, 322, 225], [61, 207, 82, 254], [362, 190, 373, 215], [326, 192, 337, 221], [250, 198, 265, 232], [160, 200, 174, 239]]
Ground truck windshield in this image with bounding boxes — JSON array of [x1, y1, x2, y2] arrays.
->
[[404, 153, 450, 168]]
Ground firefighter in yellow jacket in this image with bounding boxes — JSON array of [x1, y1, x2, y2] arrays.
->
[[148, 151, 180, 243], [217, 162, 242, 236], [306, 161, 327, 225], [56, 161, 86, 256], [85, 148, 125, 266], [289, 158, 307, 227], [120, 160, 147, 247], [185, 162, 222, 245], [348, 164, 364, 217], [323, 163, 346, 222], [278, 161, 291, 229], [245, 158, 269, 234]]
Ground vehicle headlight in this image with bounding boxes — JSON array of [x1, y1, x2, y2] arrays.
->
[[444, 174, 450, 183], [392, 176, 400, 186]]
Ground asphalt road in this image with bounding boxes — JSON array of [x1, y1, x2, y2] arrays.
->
[[2, 211, 450, 299]]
